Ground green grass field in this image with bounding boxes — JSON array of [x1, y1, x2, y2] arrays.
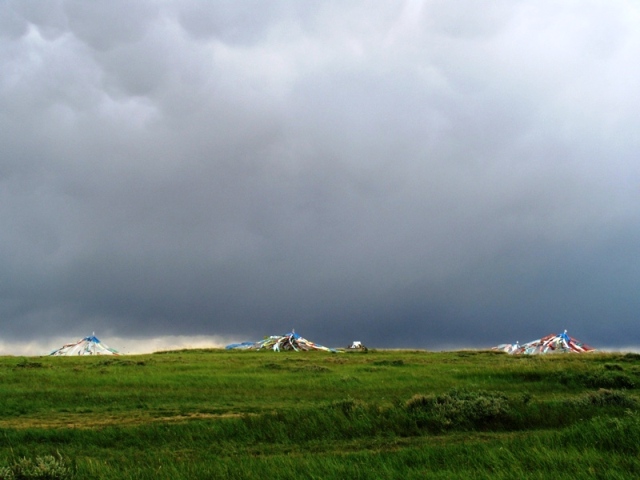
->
[[1, 349, 640, 479]]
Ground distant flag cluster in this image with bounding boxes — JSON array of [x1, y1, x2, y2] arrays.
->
[[226, 330, 336, 352], [493, 330, 595, 355], [41, 329, 596, 356]]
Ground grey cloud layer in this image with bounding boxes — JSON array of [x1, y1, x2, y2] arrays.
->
[[1, 0, 640, 349]]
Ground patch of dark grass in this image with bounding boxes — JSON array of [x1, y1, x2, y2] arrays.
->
[[455, 350, 505, 357], [566, 388, 637, 408], [603, 363, 624, 371], [512, 371, 544, 382], [14, 360, 46, 369], [558, 370, 635, 389], [261, 363, 284, 370], [372, 360, 405, 366], [329, 398, 367, 417], [556, 414, 640, 454], [405, 389, 510, 432], [153, 348, 220, 355], [295, 365, 331, 373]]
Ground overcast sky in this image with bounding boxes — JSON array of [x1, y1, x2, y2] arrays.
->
[[2, 0, 640, 355]]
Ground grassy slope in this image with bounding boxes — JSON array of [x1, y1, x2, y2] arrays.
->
[[1, 349, 639, 479]]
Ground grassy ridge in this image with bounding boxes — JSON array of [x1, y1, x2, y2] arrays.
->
[[1, 350, 639, 478]]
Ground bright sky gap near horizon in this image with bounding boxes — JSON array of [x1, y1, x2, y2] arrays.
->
[[2, 1, 640, 356]]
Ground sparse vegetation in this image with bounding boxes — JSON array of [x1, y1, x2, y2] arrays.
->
[[0, 350, 639, 478], [0, 454, 70, 480]]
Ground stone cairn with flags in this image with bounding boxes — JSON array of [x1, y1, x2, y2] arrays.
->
[[226, 330, 336, 352], [49, 334, 119, 356], [493, 330, 595, 355]]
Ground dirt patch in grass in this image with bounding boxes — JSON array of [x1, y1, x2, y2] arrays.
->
[[0, 411, 248, 430]]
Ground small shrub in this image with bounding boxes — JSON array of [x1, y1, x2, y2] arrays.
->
[[3, 454, 72, 480], [520, 392, 532, 405], [405, 389, 510, 431], [568, 389, 637, 408], [405, 394, 430, 411], [330, 398, 366, 417], [0, 465, 14, 480]]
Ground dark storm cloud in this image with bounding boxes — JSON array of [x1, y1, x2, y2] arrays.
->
[[2, 0, 640, 354]]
